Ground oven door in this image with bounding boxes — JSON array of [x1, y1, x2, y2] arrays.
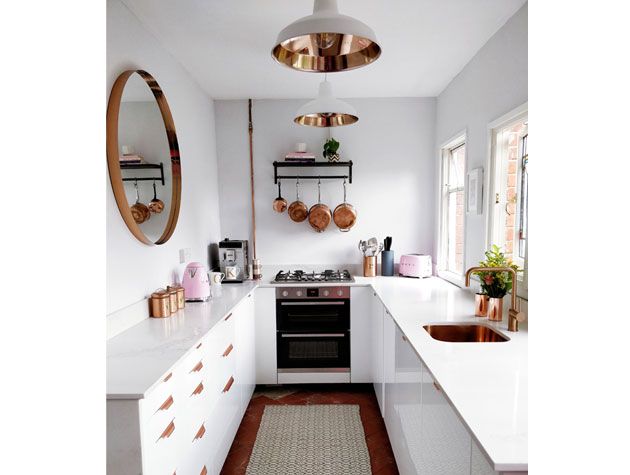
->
[[276, 300, 350, 333], [277, 332, 350, 370]]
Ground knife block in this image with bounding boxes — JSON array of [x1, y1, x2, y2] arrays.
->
[[381, 250, 394, 276]]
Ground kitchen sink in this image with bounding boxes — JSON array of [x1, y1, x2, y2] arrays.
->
[[423, 324, 509, 343]]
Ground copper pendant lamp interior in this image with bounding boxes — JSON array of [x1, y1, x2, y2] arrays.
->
[[272, 0, 381, 73]]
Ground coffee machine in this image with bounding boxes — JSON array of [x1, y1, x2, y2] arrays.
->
[[218, 238, 249, 283]]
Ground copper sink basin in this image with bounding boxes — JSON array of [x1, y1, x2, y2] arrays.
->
[[423, 324, 509, 343]]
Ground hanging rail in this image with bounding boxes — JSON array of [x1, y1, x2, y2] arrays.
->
[[121, 162, 165, 185], [273, 160, 352, 184]]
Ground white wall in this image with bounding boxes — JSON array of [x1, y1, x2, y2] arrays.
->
[[215, 98, 436, 269], [435, 2, 528, 273], [107, 0, 221, 314]]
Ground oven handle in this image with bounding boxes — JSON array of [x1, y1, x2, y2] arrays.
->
[[280, 333, 346, 338], [279, 301, 346, 306]]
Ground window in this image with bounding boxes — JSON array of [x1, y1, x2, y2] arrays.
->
[[438, 136, 466, 277], [488, 107, 528, 298]]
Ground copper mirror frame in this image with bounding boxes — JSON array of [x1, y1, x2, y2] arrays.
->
[[106, 70, 181, 245]]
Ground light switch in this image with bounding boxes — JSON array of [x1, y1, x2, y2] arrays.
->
[[179, 248, 191, 264]]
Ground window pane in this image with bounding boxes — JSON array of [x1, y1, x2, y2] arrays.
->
[[449, 144, 466, 188], [447, 190, 465, 274], [503, 122, 526, 261]]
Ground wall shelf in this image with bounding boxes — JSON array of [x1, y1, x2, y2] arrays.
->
[[273, 160, 353, 184], [121, 162, 165, 185]]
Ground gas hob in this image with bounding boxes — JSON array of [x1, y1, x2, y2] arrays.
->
[[271, 269, 354, 284]]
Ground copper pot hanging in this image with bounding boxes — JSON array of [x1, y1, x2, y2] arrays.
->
[[130, 180, 150, 224], [333, 178, 356, 232], [288, 178, 309, 222], [308, 178, 332, 232], [273, 181, 288, 213]]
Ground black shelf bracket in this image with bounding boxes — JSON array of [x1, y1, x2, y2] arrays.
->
[[273, 160, 353, 184], [121, 162, 165, 186]]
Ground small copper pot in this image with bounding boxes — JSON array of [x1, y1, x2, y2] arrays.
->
[[474, 294, 489, 317], [487, 297, 504, 322]]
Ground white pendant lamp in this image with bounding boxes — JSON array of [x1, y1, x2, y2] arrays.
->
[[272, 0, 381, 73], [294, 79, 358, 127]]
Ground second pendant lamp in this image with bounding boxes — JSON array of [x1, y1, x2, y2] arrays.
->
[[294, 78, 358, 127]]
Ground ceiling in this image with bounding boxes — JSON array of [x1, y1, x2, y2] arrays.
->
[[120, 0, 526, 99]]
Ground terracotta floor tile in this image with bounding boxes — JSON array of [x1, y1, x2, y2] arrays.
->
[[220, 384, 398, 474]]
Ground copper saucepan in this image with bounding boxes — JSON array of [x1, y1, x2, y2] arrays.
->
[[130, 180, 150, 224], [273, 181, 287, 213], [333, 179, 356, 232], [308, 178, 332, 233], [288, 178, 308, 222]]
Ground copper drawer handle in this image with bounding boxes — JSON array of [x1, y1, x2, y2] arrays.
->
[[402, 335, 408, 342], [222, 344, 234, 357], [191, 382, 204, 396], [157, 395, 174, 411], [190, 361, 203, 373], [163, 372, 172, 382], [196, 342, 202, 349], [193, 423, 206, 441], [223, 376, 234, 393], [433, 381, 441, 391], [224, 313, 233, 321], [200, 467, 207, 475], [158, 420, 175, 440]]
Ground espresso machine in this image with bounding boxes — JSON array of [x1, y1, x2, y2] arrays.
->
[[218, 238, 249, 283]]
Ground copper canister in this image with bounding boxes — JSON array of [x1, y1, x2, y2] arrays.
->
[[167, 287, 179, 315], [168, 285, 186, 310], [150, 289, 171, 318], [474, 293, 489, 317]]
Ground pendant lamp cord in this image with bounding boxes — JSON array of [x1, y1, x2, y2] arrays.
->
[[248, 98, 257, 260]]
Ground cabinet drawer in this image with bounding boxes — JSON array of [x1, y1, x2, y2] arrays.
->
[[143, 417, 180, 475], [206, 373, 240, 474], [178, 419, 213, 475]]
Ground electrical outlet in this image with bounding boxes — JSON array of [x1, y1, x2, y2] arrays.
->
[[179, 248, 191, 264]]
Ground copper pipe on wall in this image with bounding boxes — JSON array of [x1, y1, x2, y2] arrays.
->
[[248, 99, 257, 261]]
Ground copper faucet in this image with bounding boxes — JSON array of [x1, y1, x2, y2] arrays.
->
[[465, 267, 525, 332]]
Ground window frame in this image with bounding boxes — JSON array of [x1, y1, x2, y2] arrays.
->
[[486, 103, 528, 299], [437, 131, 467, 286]]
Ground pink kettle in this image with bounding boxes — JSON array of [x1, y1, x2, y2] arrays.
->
[[182, 262, 210, 302]]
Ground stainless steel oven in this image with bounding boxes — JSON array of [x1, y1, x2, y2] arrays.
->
[[276, 287, 351, 383]]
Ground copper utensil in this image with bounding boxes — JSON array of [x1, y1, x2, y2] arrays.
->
[[273, 181, 288, 213], [308, 178, 332, 232], [148, 180, 164, 214], [333, 179, 357, 232], [288, 178, 308, 222], [130, 181, 150, 224]]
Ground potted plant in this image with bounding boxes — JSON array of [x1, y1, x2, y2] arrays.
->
[[474, 245, 520, 321], [323, 137, 340, 162]]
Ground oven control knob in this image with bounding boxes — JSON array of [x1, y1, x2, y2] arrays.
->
[[296, 290, 303, 297], [282, 290, 289, 297], [322, 290, 330, 297], [337, 289, 344, 297]]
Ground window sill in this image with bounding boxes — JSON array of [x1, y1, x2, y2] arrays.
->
[[437, 270, 466, 289]]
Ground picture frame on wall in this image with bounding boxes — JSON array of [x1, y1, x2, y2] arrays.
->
[[466, 167, 483, 215]]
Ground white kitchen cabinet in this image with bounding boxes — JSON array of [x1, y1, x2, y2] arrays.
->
[[350, 286, 371, 382], [371, 291, 385, 416], [417, 361, 472, 474], [235, 292, 256, 417], [383, 310, 396, 434], [254, 287, 277, 384]]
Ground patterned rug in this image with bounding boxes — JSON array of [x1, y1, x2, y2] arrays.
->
[[245, 405, 372, 475]]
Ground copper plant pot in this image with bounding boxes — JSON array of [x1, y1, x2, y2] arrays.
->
[[474, 294, 489, 317], [487, 297, 504, 322]]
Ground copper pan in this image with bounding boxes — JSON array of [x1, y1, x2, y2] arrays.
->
[[273, 181, 287, 213], [288, 178, 308, 222], [333, 179, 356, 232], [308, 178, 332, 232]]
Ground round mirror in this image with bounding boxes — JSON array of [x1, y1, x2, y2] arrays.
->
[[106, 70, 181, 245]]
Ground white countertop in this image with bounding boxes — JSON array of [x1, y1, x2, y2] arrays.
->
[[107, 276, 527, 471]]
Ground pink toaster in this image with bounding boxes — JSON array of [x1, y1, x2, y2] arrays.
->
[[399, 254, 433, 278]]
